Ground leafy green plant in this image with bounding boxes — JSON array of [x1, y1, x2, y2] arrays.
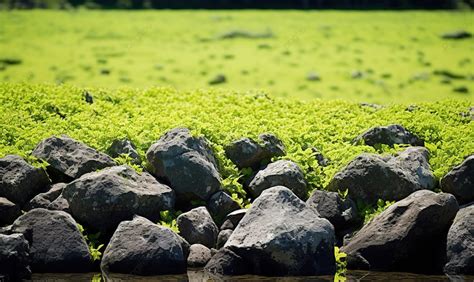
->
[[338, 188, 349, 200], [113, 153, 143, 173], [358, 199, 396, 224], [77, 223, 104, 262], [159, 210, 181, 233], [334, 246, 347, 274]]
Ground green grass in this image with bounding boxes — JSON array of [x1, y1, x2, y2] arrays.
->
[[1, 83, 473, 203], [1, 10, 473, 103]]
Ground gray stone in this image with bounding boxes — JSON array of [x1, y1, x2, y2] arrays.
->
[[47, 194, 70, 213], [441, 155, 474, 205], [177, 207, 218, 248], [101, 216, 189, 275], [205, 248, 250, 276], [26, 183, 65, 211], [0, 155, 50, 206], [327, 147, 436, 205], [441, 30, 472, 40], [216, 229, 233, 249], [32, 135, 116, 181], [214, 186, 335, 276], [0, 197, 21, 226], [107, 138, 141, 165], [343, 190, 459, 273], [187, 244, 212, 267], [353, 124, 424, 147], [248, 160, 307, 200], [207, 191, 240, 224], [258, 133, 286, 160], [220, 209, 247, 230], [0, 233, 31, 280], [11, 208, 92, 272], [444, 203, 474, 275], [146, 128, 221, 202], [63, 165, 175, 234]]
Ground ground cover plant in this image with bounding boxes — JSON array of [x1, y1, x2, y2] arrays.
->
[[0, 10, 473, 103]]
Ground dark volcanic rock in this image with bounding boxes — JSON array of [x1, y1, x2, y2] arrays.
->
[[441, 155, 474, 205], [0, 233, 31, 280], [209, 186, 335, 276], [62, 165, 175, 234], [107, 138, 141, 165], [101, 216, 188, 275], [444, 203, 474, 275], [0, 197, 21, 226], [216, 229, 233, 249], [187, 244, 212, 267], [32, 135, 116, 181], [11, 208, 92, 272], [47, 194, 70, 213], [26, 183, 65, 211], [146, 128, 221, 202], [353, 124, 424, 147], [0, 155, 50, 206], [220, 209, 247, 230], [342, 190, 459, 273], [207, 191, 240, 224], [441, 30, 472, 40], [177, 207, 218, 248], [327, 147, 436, 205], [248, 160, 307, 200]]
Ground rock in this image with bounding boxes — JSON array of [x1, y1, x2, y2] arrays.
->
[[342, 190, 459, 273], [224, 133, 285, 169], [0, 197, 21, 226], [248, 160, 307, 200], [441, 30, 472, 40], [11, 208, 92, 272], [311, 147, 330, 167], [220, 209, 247, 230], [47, 194, 70, 213], [204, 247, 250, 276], [327, 147, 436, 205], [177, 207, 218, 249], [187, 244, 212, 267], [32, 135, 116, 181], [444, 203, 474, 275], [0, 155, 50, 206], [107, 138, 141, 165], [0, 233, 31, 280], [216, 229, 233, 249], [101, 216, 188, 275], [207, 191, 240, 224], [26, 183, 65, 210], [209, 74, 226, 85], [63, 165, 175, 234], [353, 124, 424, 147], [146, 128, 221, 202], [441, 155, 474, 205], [214, 186, 335, 276], [359, 103, 383, 110], [306, 71, 321, 81]]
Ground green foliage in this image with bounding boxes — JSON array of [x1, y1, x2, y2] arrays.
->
[[358, 199, 396, 224], [334, 246, 347, 275], [113, 153, 143, 173], [77, 223, 104, 262], [338, 188, 349, 200], [159, 210, 181, 233]]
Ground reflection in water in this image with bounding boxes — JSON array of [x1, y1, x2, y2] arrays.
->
[[30, 270, 473, 281]]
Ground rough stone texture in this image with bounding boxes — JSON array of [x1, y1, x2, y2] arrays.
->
[[101, 216, 189, 275], [11, 208, 92, 272], [327, 147, 436, 205], [0, 197, 21, 226], [213, 186, 335, 276], [248, 160, 307, 200], [216, 229, 233, 249], [207, 191, 240, 224], [342, 190, 459, 274], [47, 194, 70, 213], [177, 207, 219, 249], [353, 124, 424, 147], [220, 209, 247, 230], [32, 135, 116, 181], [0, 233, 31, 280], [205, 247, 250, 276], [187, 244, 212, 267], [26, 183, 65, 211], [441, 155, 474, 205], [146, 128, 221, 202], [444, 203, 474, 275], [0, 155, 50, 206], [63, 165, 175, 234], [107, 138, 141, 165]]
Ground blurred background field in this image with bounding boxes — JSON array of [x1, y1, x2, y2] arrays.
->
[[1, 10, 473, 103]]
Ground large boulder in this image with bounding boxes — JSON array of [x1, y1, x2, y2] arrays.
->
[[224, 133, 285, 169], [177, 207, 218, 248], [32, 135, 116, 181], [342, 190, 459, 273], [62, 165, 175, 234], [353, 124, 424, 147], [101, 216, 189, 275], [11, 208, 92, 272], [327, 147, 436, 205], [0, 233, 31, 280], [207, 186, 335, 276], [146, 128, 221, 202], [207, 191, 240, 224], [0, 197, 21, 226], [25, 183, 65, 211], [107, 138, 141, 165], [440, 155, 474, 205], [187, 244, 212, 267], [444, 203, 474, 275], [248, 160, 307, 200], [0, 155, 50, 206]]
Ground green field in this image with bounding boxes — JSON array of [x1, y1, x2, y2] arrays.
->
[[1, 10, 473, 103]]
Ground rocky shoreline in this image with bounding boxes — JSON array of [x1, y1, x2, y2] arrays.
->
[[1, 126, 473, 280]]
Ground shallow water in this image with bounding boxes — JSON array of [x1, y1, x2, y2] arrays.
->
[[30, 270, 474, 281]]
